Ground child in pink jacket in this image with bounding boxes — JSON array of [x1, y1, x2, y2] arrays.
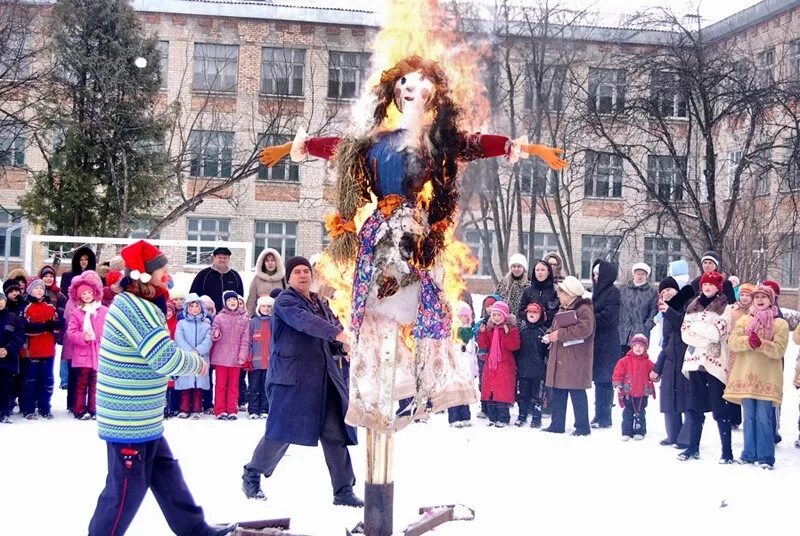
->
[[210, 290, 250, 419], [66, 272, 108, 420]]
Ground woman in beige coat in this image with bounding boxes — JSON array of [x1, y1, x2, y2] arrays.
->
[[543, 276, 596, 436], [246, 248, 285, 315]]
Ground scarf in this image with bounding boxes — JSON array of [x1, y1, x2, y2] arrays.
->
[[488, 324, 504, 371], [746, 307, 778, 341], [80, 301, 102, 341]]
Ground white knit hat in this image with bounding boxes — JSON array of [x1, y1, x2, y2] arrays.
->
[[509, 253, 528, 272], [558, 276, 585, 297], [256, 296, 275, 309], [631, 262, 651, 277]]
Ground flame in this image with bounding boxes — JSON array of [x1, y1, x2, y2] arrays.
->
[[318, 0, 488, 330]]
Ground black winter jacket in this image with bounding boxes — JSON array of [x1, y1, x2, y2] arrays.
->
[[591, 259, 621, 383], [515, 321, 548, 379]]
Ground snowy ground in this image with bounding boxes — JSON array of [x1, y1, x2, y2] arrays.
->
[[2, 336, 800, 535]]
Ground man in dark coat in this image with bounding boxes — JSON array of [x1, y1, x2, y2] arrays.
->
[[652, 277, 695, 447], [241, 256, 363, 507], [189, 247, 245, 313], [590, 259, 620, 428]]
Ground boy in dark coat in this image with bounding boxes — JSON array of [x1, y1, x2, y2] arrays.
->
[[515, 302, 549, 428], [590, 259, 621, 428], [0, 292, 25, 423]]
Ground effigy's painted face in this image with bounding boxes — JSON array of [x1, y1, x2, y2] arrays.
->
[[393, 70, 434, 114]]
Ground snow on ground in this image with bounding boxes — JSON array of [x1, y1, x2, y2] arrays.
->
[[2, 341, 800, 535]]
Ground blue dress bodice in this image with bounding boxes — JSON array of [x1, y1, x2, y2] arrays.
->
[[366, 130, 411, 200]]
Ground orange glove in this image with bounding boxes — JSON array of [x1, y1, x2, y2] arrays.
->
[[259, 142, 292, 167], [523, 144, 568, 171]]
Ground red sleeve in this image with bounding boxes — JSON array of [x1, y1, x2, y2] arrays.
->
[[306, 137, 341, 160], [458, 132, 510, 161], [612, 358, 626, 386], [501, 327, 521, 352], [477, 326, 492, 350]]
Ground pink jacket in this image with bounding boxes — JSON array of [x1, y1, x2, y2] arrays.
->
[[210, 308, 250, 367], [66, 272, 107, 369]]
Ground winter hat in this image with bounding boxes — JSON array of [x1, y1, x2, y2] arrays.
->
[[256, 296, 275, 310], [106, 270, 123, 288], [269, 288, 282, 299], [525, 301, 544, 318], [169, 287, 187, 300], [76, 283, 94, 299], [752, 284, 776, 305], [509, 253, 528, 272], [699, 271, 724, 294], [222, 290, 239, 305], [631, 262, 651, 277], [630, 333, 649, 349], [38, 265, 57, 279], [658, 277, 679, 293], [762, 280, 781, 297], [285, 256, 312, 283], [119, 240, 167, 284], [200, 295, 215, 309], [738, 283, 756, 296], [700, 251, 721, 269], [457, 302, 474, 324], [558, 276, 585, 298], [212, 246, 232, 257], [6, 267, 28, 285], [667, 260, 688, 278], [2, 279, 21, 295], [26, 278, 45, 295], [490, 301, 510, 322]]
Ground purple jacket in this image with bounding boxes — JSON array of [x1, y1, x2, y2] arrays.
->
[[210, 308, 250, 367]]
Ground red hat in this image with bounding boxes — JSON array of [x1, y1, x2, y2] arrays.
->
[[106, 270, 123, 287], [699, 271, 724, 294], [525, 301, 544, 316], [119, 240, 167, 284], [490, 301, 510, 322], [761, 280, 780, 297]]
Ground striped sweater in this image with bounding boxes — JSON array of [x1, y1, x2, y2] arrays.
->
[[97, 292, 204, 443]]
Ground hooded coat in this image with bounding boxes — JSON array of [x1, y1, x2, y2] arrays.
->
[[591, 259, 621, 383], [543, 251, 566, 283], [60, 246, 97, 296], [66, 273, 107, 370], [618, 280, 658, 346], [653, 285, 695, 414], [515, 318, 548, 379], [545, 296, 595, 390], [174, 294, 212, 390], [517, 262, 559, 326], [246, 248, 286, 315]]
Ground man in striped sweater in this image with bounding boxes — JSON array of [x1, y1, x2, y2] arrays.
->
[[88, 240, 234, 536]]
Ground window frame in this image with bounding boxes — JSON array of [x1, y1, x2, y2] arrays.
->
[[188, 130, 235, 179], [643, 236, 682, 281], [748, 143, 772, 196], [647, 154, 686, 202], [157, 41, 169, 90], [257, 133, 299, 182], [584, 150, 623, 198], [588, 68, 626, 115], [580, 234, 621, 279], [521, 231, 558, 262], [520, 158, 558, 196], [0, 31, 30, 81], [253, 220, 298, 264], [0, 210, 23, 259], [327, 51, 370, 100], [0, 122, 26, 167], [757, 47, 775, 89], [186, 217, 230, 265], [524, 64, 566, 112], [192, 43, 239, 93], [650, 70, 688, 119], [261, 47, 305, 97]]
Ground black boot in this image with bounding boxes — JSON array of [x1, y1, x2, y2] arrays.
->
[[242, 466, 266, 500], [333, 490, 365, 508], [717, 419, 733, 462]]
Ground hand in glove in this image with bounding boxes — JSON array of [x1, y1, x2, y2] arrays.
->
[[242, 360, 254, 372], [748, 331, 762, 349]]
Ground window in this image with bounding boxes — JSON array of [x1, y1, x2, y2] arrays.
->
[[524, 64, 566, 112], [581, 234, 620, 279], [584, 150, 623, 198], [588, 68, 626, 114], [157, 41, 169, 90], [0, 123, 25, 167], [749, 144, 771, 196], [650, 71, 687, 118], [189, 130, 234, 179], [328, 51, 370, 99], [757, 47, 775, 89], [779, 234, 800, 286], [186, 218, 230, 265], [727, 150, 742, 198], [261, 47, 305, 96], [0, 32, 30, 81], [126, 219, 160, 239], [0, 211, 22, 259], [644, 237, 682, 281], [254, 221, 297, 262], [785, 138, 800, 192], [257, 133, 299, 182], [647, 155, 685, 201], [520, 158, 557, 195], [790, 40, 800, 82], [464, 229, 493, 276], [521, 231, 558, 262], [192, 43, 238, 93]]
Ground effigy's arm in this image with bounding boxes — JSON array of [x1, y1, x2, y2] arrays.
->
[[459, 132, 568, 170], [258, 127, 341, 167]]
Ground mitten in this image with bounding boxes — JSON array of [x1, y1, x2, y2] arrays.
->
[[243, 360, 253, 372], [748, 331, 761, 349]]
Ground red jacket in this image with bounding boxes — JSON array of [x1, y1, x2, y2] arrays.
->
[[477, 323, 521, 403], [612, 351, 656, 399], [23, 297, 60, 359]]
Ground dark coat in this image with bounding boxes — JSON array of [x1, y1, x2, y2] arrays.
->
[[515, 321, 548, 379], [60, 246, 97, 296], [518, 263, 560, 327], [618, 281, 658, 346], [653, 285, 695, 414], [545, 297, 595, 390], [265, 287, 356, 447], [591, 259, 621, 383], [190, 266, 245, 313], [0, 307, 24, 373]]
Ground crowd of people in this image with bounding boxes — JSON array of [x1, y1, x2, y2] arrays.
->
[[455, 250, 800, 469]]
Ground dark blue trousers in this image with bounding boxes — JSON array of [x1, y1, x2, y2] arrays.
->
[[88, 437, 213, 536], [621, 396, 648, 437], [20, 358, 54, 416], [447, 404, 471, 423]]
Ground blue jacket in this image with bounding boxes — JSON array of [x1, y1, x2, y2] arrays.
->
[[265, 287, 356, 447], [0, 307, 25, 373], [174, 308, 212, 390]]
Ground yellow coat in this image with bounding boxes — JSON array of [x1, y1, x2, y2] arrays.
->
[[724, 314, 789, 406]]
